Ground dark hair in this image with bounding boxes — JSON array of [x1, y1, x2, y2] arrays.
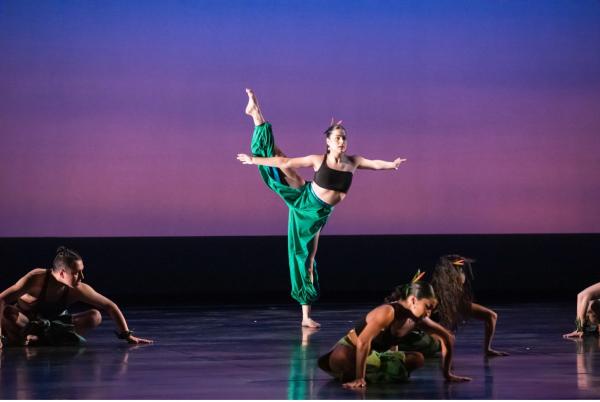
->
[[52, 246, 82, 271], [323, 124, 346, 154], [589, 300, 600, 317], [384, 281, 437, 303], [430, 254, 475, 330]]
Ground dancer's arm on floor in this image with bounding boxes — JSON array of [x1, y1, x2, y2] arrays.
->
[[72, 283, 153, 344], [343, 305, 395, 389], [420, 317, 472, 382], [470, 303, 509, 356], [564, 282, 600, 338], [237, 153, 320, 169], [354, 155, 407, 170], [0, 270, 42, 347]]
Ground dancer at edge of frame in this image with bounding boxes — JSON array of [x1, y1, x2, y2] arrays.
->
[[0, 247, 153, 348], [317, 271, 471, 389], [237, 88, 406, 328], [396, 255, 509, 357], [563, 282, 600, 338]]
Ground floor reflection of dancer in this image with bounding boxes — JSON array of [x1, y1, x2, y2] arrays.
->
[[563, 283, 600, 338], [317, 278, 471, 389], [238, 89, 406, 328], [0, 247, 152, 348]]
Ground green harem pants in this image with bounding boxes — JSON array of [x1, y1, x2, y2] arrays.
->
[[251, 122, 333, 305]]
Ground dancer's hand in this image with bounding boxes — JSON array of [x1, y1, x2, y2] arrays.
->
[[445, 373, 472, 382], [393, 158, 407, 169], [237, 153, 254, 165], [563, 330, 584, 339], [342, 378, 367, 389], [127, 335, 154, 345], [486, 348, 510, 357]]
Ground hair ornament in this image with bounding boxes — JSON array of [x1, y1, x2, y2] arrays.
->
[[329, 117, 343, 126], [411, 269, 426, 283]]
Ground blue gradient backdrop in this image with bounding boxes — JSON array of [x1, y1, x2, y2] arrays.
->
[[1, 0, 599, 236]]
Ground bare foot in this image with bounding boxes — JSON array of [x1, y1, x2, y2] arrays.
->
[[24, 334, 39, 346], [245, 88, 265, 125], [302, 318, 321, 328]]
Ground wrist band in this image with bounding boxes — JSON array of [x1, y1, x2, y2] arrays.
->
[[575, 318, 584, 332], [115, 330, 134, 340]]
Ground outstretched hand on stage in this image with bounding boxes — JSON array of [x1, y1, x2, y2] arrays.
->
[[563, 330, 584, 339], [126, 335, 154, 345], [342, 378, 366, 389], [446, 373, 472, 382]]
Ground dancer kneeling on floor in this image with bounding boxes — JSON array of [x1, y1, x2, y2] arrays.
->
[[563, 282, 600, 338], [0, 246, 152, 348], [396, 255, 509, 357], [317, 274, 471, 389]]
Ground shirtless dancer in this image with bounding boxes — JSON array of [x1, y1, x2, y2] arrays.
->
[[0, 247, 152, 347]]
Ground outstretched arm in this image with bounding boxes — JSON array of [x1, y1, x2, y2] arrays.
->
[[73, 283, 153, 344], [470, 303, 509, 356], [237, 154, 320, 170], [343, 305, 395, 390], [564, 282, 600, 338], [420, 317, 472, 382], [354, 155, 407, 170]]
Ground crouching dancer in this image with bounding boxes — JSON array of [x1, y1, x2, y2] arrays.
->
[[317, 276, 471, 389], [0, 246, 152, 348]]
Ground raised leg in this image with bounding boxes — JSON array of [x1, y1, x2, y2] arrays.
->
[[274, 146, 305, 189], [246, 88, 305, 188], [245, 88, 265, 126]]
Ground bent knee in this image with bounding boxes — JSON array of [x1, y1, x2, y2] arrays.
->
[[2, 305, 20, 321], [88, 309, 102, 327]]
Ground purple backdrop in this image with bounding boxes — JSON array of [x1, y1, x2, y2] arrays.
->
[[1, 0, 599, 236]]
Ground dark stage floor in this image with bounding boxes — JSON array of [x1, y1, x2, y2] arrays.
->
[[1, 302, 599, 399]]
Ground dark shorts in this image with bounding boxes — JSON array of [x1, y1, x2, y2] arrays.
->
[[16, 312, 86, 347]]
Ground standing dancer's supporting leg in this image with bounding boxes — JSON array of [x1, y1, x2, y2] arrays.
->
[[245, 89, 332, 327]]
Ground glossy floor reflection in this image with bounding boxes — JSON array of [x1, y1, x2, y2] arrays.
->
[[1, 302, 599, 399]]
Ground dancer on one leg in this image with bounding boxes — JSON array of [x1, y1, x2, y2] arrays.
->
[[563, 282, 600, 338], [0, 247, 152, 348], [238, 89, 406, 327]]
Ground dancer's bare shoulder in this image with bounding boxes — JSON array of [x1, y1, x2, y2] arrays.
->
[[366, 304, 395, 324], [16, 268, 46, 286], [0, 268, 46, 300]]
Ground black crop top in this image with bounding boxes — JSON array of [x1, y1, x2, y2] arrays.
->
[[313, 155, 353, 193], [354, 303, 416, 352]]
